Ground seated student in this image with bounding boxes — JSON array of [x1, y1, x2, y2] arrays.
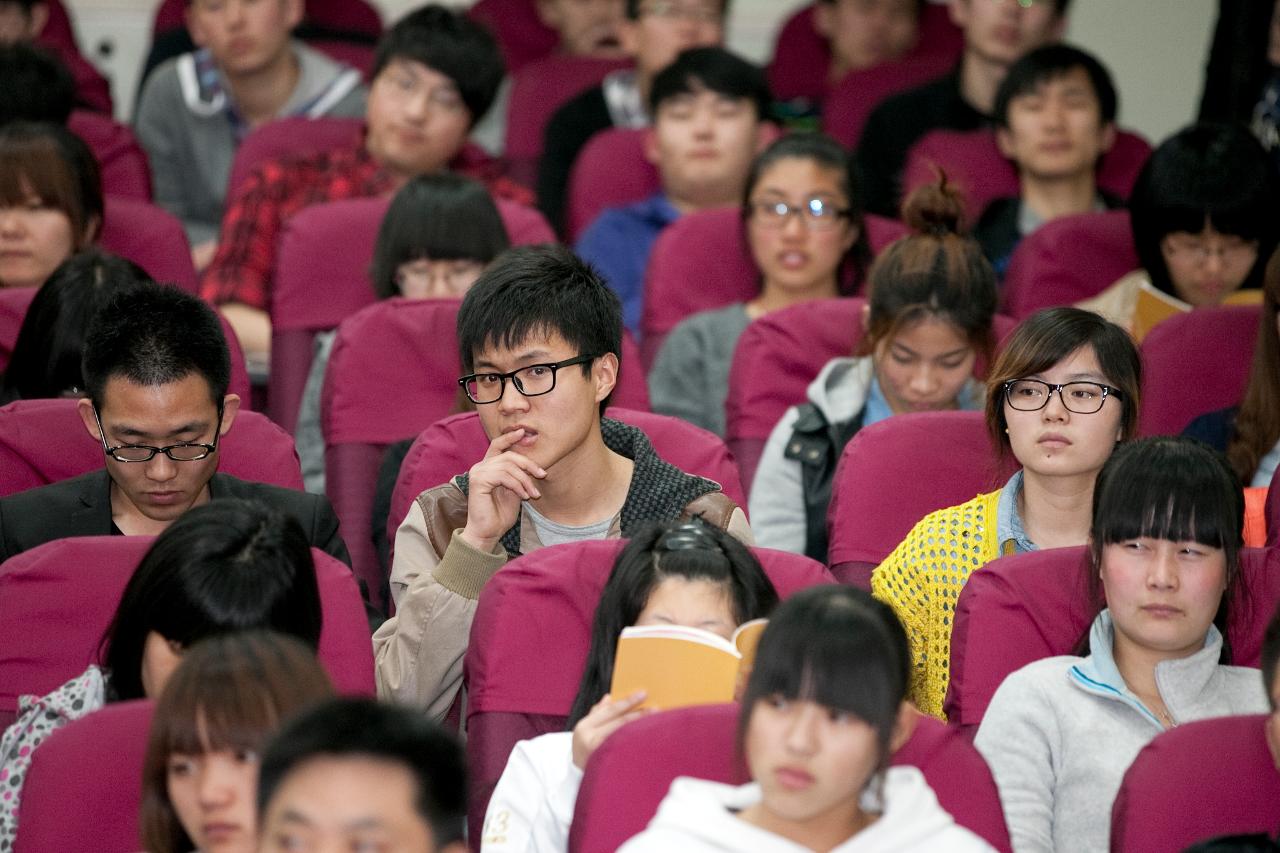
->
[[198, 4, 531, 364], [872, 306, 1141, 719], [256, 697, 467, 853], [482, 518, 779, 852], [0, 0, 111, 113], [140, 631, 334, 853], [576, 46, 769, 336], [620, 584, 995, 852], [295, 173, 512, 494], [1079, 122, 1280, 338], [856, 0, 1068, 218], [0, 249, 148, 404], [751, 179, 998, 561], [0, 281, 348, 564], [974, 437, 1269, 853], [973, 43, 1121, 278], [649, 131, 868, 437], [0, 42, 75, 125], [0, 120, 101, 289], [0, 499, 324, 847], [798, 0, 920, 111], [373, 245, 751, 719], [536, 0, 726, 234], [1184, 249, 1280, 488], [135, 0, 366, 268]]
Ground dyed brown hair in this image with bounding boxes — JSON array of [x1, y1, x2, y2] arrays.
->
[[0, 121, 102, 256], [1227, 248, 1280, 484]]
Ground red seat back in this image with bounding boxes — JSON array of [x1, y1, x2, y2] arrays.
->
[[467, 0, 558, 74], [1001, 210, 1138, 318], [98, 196, 198, 293], [226, 116, 363, 201], [1139, 304, 1261, 436], [465, 540, 834, 845], [821, 52, 956, 150], [0, 536, 374, 728], [388, 409, 745, 553], [14, 700, 153, 853], [505, 55, 632, 187], [569, 703, 1010, 853], [153, 0, 381, 38], [67, 112, 152, 202], [902, 128, 1151, 228], [826, 411, 1011, 587], [566, 128, 658, 243], [267, 194, 554, 433], [946, 546, 1280, 731], [0, 398, 297, 498]]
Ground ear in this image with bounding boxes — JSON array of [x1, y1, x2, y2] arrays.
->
[[77, 397, 102, 443], [441, 842, 469, 853], [27, 2, 48, 37], [995, 126, 1016, 159], [617, 17, 639, 57], [947, 0, 970, 30], [186, 4, 209, 47], [218, 394, 241, 435], [887, 701, 918, 753], [860, 301, 871, 331], [283, 0, 304, 31], [643, 127, 661, 166], [593, 353, 619, 404], [841, 220, 861, 254], [81, 214, 101, 248], [1098, 122, 1117, 155], [812, 2, 833, 38], [534, 0, 560, 29]]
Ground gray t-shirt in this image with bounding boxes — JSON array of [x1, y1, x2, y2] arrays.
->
[[523, 502, 614, 547]]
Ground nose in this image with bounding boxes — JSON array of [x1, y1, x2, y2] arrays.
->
[[783, 703, 820, 756], [909, 364, 938, 397], [1041, 387, 1070, 421], [495, 374, 530, 415], [197, 760, 235, 809], [1147, 547, 1179, 590], [1201, 247, 1226, 277], [0, 207, 24, 235], [226, 0, 247, 27], [144, 451, 179, 483]]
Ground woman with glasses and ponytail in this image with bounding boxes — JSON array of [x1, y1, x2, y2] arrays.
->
[[871, 307, 1142, 719]]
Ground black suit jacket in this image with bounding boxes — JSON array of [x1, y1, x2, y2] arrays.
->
[[0, 469, 351, 567]]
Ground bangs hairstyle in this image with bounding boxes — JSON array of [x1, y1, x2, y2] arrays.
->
[[738, 586, 909, 771], [0, 121, 102, 251], [456, 244, 622, 411], [743, 132, 870, 294], [139, 631, 334, 853], [1130, 122, 1280, 297], [624, 0, 728, 19], [371, 4, 504, 127], [984, 307, 1141, 457], [1227, 247, 1280, 483], [1080, 437, 1244, 661], [100, 500, 323, 702], [648, 46, 770, 121], [993, 43, 1117, 128], [370, 173, 511, 299], [566, 519, 779, 727], [859, 176, 997, 363]]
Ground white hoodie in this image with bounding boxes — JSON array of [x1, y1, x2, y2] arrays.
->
[[618, 766, 997, 853]]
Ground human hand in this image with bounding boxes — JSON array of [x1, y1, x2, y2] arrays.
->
[[459, 429, 546, 552], [571, 690, 649, 770]]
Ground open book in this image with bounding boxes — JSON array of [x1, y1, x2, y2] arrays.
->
[[1133, 280, 1263, 342], [608, 618, 768, 711]]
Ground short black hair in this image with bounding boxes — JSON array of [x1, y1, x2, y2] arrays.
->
[[0, 43, 75, 126], [370, 4, 504, 127], [624, 0, 728, 20], [0, 250, 150, 405], [1264, 599, 1280, 710], [993, 43, 1117, 128], [456, 244, 623, 411], [257, 697, 467, 847], [82, 281, 231, 412], [100, 500, 323, 701], [1130, 122, 1280, 297], [649, 46, 770, 120], [370, 173, 510, 299]]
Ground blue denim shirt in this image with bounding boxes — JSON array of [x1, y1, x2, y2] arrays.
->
[[995, 469, 1037, 555]]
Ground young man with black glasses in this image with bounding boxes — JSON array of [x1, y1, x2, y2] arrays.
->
[[0, 281, 348, 567], [374, 244, 750, 720]]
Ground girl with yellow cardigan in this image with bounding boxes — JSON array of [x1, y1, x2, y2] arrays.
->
[[871, 307, 1141, 718]]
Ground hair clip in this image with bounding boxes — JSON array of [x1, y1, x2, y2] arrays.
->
[[656, 519, 723, 554]]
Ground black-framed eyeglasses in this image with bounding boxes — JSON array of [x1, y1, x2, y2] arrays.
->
[[748, 199, 850, 231], [93, 406, 224, 462], [1003, 379, 1121, 415], [458, 354, 598, 405]]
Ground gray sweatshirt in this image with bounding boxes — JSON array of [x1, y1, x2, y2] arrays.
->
[[648, 303, 751, 438], [974, 611, 1267, 853]]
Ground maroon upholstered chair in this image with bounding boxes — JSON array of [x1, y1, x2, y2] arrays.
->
[[505, 54, 633, 188], [226, 116, 363, 201], [0, 399, 296, 499], [569, 703, 1011, 853], [467, 0, 558, 74], [826, 411, 1010, 588], [98, 195, 199, 293], [152, 0, 381, 38], [267, 194, 554, 434], [821, 51, 956, 150], [902, 128, 1151, 229], [1268, 466, 1280, 549], [67, 112, 152, 202], [0, 537, 373, 729], [1000, 210, 1137, 319], [566, 128, 658, 243], [464, 539, 834, 846], [14, 699, 154, 853], [34, 0, 112, 114], [1138, 304, 1261, 436], [638, 208, 909, 368], [1110, 715, 1280, 853], [387, 408, 744, 554], [945, 546, 1280, 732]]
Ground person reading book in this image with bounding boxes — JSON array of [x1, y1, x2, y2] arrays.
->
[[619, 585, 995, 852], [1078, 122, 1280, 340], [480, 518, 778, 853]]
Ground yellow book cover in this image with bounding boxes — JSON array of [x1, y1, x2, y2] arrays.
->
[[609, 618, 768, 711], [1132, 280, 1190, 342]]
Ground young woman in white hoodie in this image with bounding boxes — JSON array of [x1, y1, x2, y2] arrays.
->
[[480, 519, 780, 852], [620, 585, 996, 853]]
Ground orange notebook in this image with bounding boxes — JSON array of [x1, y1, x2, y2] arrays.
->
[[1133, 281, 1263, 342], [608, 619, 768, 711]]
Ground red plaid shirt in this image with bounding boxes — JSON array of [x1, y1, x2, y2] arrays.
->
[[199, 141, 534, 310]]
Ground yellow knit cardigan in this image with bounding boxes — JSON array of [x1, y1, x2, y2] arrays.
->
[[871, 489, 1003, 719]]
